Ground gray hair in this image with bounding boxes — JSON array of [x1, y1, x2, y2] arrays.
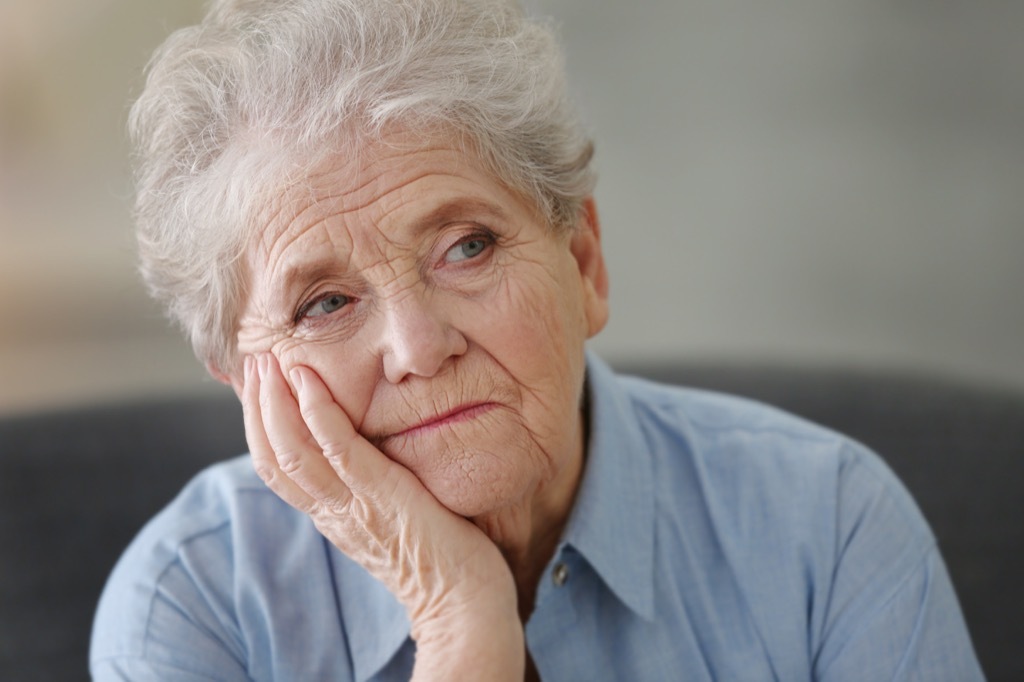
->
[[130, 0, 596, 373]]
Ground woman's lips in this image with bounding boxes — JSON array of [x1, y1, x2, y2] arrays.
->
[[389, 402, 499, 440]]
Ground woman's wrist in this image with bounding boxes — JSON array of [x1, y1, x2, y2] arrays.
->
[[411, 605, 524, 681], [410, 575, 524, 680]]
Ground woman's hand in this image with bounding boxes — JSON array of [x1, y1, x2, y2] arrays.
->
[[242, 353, 524, 679]]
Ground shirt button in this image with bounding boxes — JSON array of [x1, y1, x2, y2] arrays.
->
[[552, 562, 569, 587]]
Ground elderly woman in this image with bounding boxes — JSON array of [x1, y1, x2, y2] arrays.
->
[[91, 0, 982, 680]]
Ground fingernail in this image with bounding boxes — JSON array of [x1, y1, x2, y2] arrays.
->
[[290, 367, 304, 392], [243, 355, 253, 379], [256, 353, 268, 380]]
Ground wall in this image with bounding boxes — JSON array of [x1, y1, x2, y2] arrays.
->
[[548, 0, 1024, 386], [2, 0, 1022, 414]]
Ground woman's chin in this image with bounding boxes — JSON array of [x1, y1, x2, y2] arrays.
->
[[377, 406, 573, 519], [419, 456, 535, 519]]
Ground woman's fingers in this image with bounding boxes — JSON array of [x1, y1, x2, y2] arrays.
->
[[242, 352, 401, 522], [253, 353, 355, 514], [242, 354, 316, 511], [290, 365, 406, 503], [240, 353, 336, 515]]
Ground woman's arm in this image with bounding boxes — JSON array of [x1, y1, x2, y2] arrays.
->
[[243, 353, 524, 680]]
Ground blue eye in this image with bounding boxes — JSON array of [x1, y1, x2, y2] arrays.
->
[[445, 235, 491, 263], [304, 293, 349, 319]]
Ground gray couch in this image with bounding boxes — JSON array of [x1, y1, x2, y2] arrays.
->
[[2, 363, 1022, 681]]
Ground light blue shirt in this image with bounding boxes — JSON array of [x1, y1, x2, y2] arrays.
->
[[91, 354, 983, 680]]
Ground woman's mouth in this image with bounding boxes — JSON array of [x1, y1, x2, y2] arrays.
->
[[388, 402, 499, 440]]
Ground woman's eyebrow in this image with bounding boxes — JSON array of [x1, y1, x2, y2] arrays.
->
[[400, 197, 511, 239], [274, 198, 511, 307], [275, 258, 347, 315], [282, 258, 342, 289]]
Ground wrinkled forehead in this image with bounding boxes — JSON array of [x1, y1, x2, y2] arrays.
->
[[247, 134, 522, 263], [255, 141, 461, 249]]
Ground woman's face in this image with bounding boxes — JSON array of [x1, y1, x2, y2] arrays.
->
[[233, 133, 608, 517]]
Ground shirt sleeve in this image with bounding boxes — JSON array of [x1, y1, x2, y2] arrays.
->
[[91, 531, 252, 681], [811, 443, 985, 681], [816, 548, 984, 681]]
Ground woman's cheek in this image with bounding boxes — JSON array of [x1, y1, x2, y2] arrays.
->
[[270, 338, 314, 387], [274, 338, 377, 428]]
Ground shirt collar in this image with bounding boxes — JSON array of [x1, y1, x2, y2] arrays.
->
[[331, 352, 657, 679], [560, 351, 656, 620]]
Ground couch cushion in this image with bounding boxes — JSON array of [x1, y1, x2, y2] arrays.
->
[[0, 393, 245, 681]]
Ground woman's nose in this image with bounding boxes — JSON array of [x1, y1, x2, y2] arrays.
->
[[379, 292, 467, 383]]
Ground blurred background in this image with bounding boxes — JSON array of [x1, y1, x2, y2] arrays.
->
[[2, 0, 1022, 415]]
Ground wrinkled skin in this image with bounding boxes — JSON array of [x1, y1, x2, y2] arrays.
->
[[220, 131, 609, 678]]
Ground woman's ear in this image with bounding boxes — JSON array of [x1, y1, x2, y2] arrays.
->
[[207, 361, 244, 400], [569, 196, 610, 338]]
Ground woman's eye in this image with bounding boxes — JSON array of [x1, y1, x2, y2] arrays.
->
[[444, 234, 492, 264], [302, 293, 349, 319]]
